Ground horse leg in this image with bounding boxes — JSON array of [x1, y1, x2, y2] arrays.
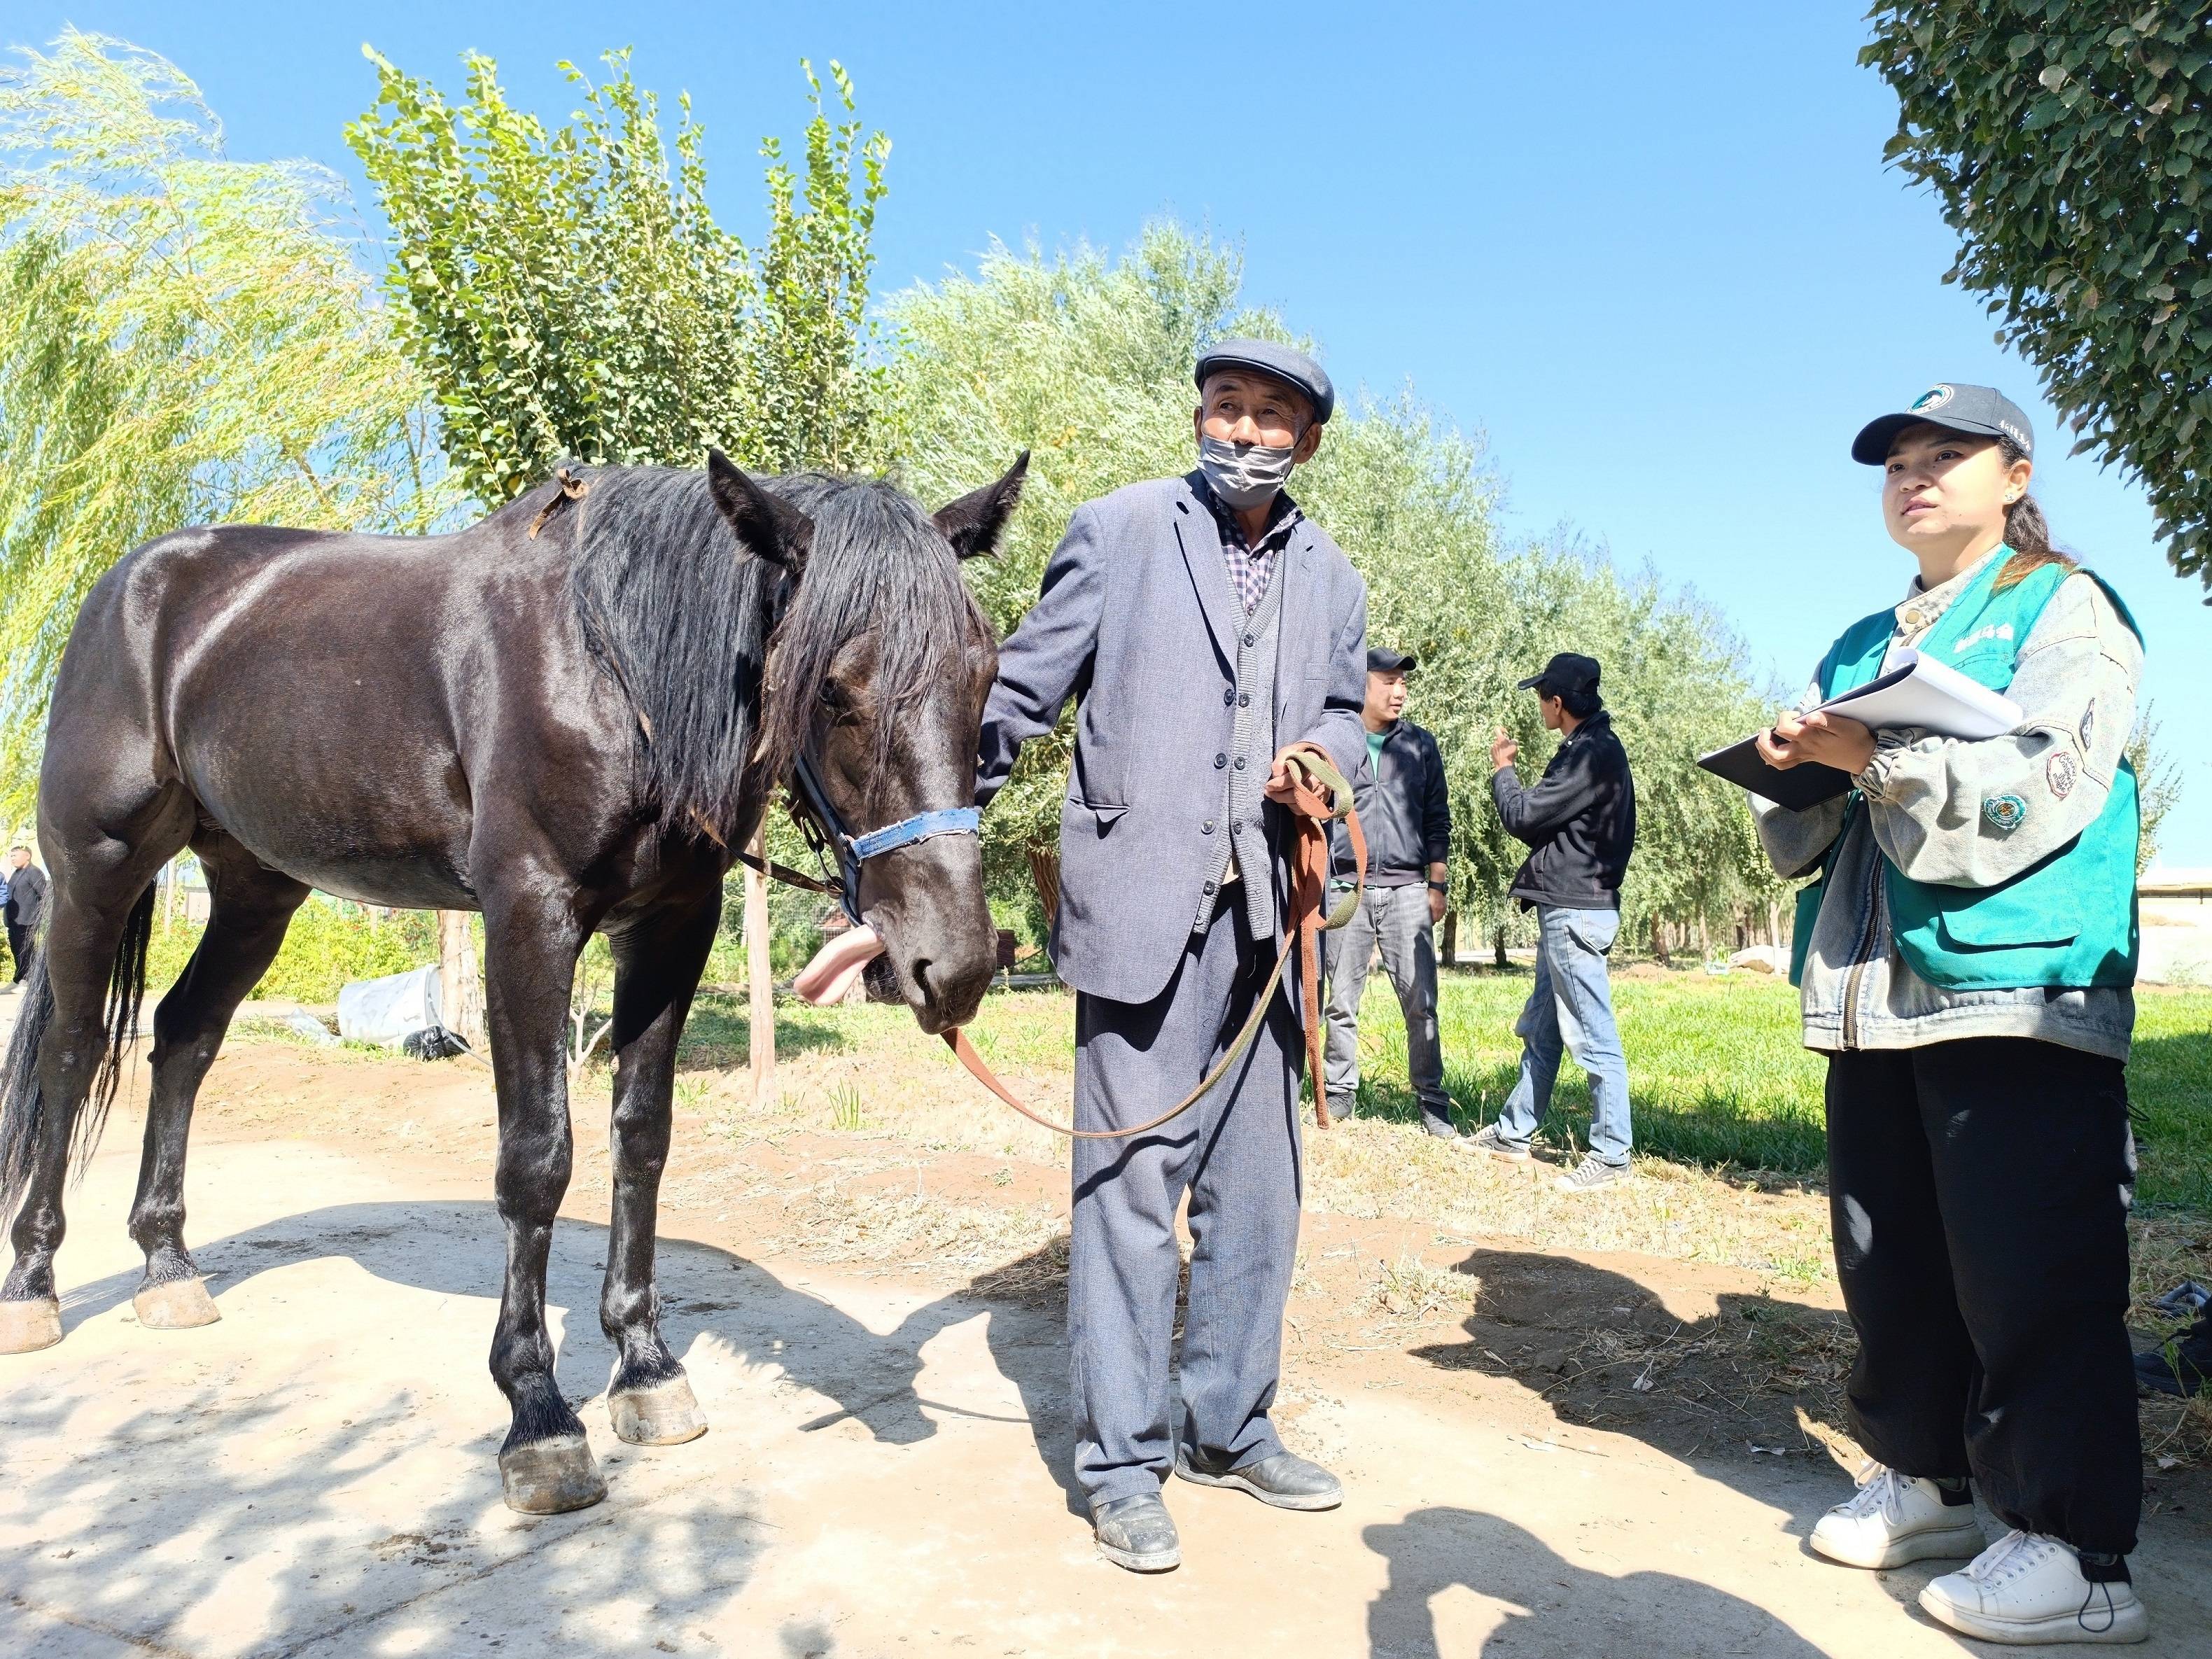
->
[[127, 839, 308, 1329], [479, 889, 604, 1514], [600, 899, 719, 1446], [1, 839, 183, 1353]]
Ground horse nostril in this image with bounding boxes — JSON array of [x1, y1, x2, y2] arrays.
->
[[909, 956, 936, 1004]]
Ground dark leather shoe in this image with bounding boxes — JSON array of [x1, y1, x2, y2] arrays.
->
[[1092, 1493, 1180, 1572], [1175, 1449, 1343, 1511]]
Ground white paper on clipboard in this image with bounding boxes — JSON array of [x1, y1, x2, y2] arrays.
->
[[1815, 650, 2022, 739]]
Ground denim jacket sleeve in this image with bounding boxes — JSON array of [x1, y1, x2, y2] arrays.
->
[[1856, 573, 2141, 888], [1749, 673, 1849, 880]]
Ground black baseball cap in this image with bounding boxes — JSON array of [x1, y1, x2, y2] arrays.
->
[[1194, 338, 1336, 426], [1517, 652, 1601, 698], [1851, 383, 2034, 465], [1367, 647, 1418, 674]]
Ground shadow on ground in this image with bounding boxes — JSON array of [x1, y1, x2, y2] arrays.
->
[[1364, 1506, 1830, 1658], [1408, 1247, 1859, 1552]]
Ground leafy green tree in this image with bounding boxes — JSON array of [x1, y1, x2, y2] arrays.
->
[[0, 30, 454, 816], [348, 46, 887, 500], [882, 222, 1786, 951], [1862, 4, 2212, 587]]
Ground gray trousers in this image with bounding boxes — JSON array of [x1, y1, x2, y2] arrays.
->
[[1322, 883, 1449, 1128], [1069, 896, 1303, 1508]]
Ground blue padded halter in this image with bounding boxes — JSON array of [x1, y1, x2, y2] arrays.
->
[[848, 807, 981, 861], [790, 750, 981, 925]]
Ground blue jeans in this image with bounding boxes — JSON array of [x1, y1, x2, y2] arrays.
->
[[1495, 904, 1631, 1165]]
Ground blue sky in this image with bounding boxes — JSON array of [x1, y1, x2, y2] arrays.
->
[[17, 2, 2211, 862]]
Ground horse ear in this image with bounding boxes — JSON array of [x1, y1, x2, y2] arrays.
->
[[706, 448, 812, 573], [933, 451, 1030, 560]]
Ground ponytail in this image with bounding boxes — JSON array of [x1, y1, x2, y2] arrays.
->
[[1991, 434, 2074, 592]]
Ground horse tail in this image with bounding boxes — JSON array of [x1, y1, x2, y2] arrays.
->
[[0, 883, 155, 1214]]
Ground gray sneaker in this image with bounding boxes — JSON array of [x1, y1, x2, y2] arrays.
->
[[1091, 1492, 1180, 1572], [1469, 1123, 1532, 1163], [1556, 1154, 1632, 1194]]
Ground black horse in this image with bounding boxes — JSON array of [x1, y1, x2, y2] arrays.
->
[[0, 449, 1026, 1513]]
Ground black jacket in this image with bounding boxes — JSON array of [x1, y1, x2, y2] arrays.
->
[[1334, 720, 1450, 887], [4, 863, 46, 927], [1492, 709, 1635, 909]]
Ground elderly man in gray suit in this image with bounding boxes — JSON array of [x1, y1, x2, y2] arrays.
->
[[976, 340, 1369, 1572]]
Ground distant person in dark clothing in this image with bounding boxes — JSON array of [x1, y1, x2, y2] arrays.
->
[[1323, 648, 1455, 1135], [6, 846, 47, 984], [1474, 653, 1637, 1192]]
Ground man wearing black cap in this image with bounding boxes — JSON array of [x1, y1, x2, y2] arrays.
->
[[976, 338, 1368, 1571], [1322, 647, 1454, 1134], [1476, 653, 1637, 1191]]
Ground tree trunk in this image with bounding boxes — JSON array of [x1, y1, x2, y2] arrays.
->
[[1028, 846, 1062, 926], [163, 856, 183, 932], [1650, 916, 1671, 967], [1493, 925, 1508, 969], [1441, 909, 1458, 967], [438, 911, 486, 1051], [746, 829, 776, 1108]]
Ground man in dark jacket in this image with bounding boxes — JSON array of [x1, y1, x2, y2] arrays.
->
[[1323, 648, 1455, 1135], [6, 846, 46, 984], [1474, 654, 1637, 1191]]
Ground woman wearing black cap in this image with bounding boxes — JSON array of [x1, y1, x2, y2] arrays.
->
[[1753, 384, 2151, 1644]]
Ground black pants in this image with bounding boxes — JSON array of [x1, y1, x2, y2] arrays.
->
[[6, 923, 30, 982], [1826, 1037, 2140, 1555]]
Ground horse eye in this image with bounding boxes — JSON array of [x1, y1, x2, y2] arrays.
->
[[818, 678, 848, 710]]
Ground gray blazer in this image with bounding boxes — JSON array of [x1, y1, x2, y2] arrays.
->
[[977, 472, 1370, 1006]]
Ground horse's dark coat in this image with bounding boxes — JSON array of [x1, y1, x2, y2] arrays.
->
[[0, 449, 1023, 1502]]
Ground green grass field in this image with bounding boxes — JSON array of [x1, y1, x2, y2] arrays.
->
[[681, 967, 2212, 1211], [1345, 967, 2212, 1210]]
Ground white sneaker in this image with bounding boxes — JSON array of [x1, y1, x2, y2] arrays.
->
[[1919, 1530, 2147, 1644], [1808, 1461, 1986, 1569]]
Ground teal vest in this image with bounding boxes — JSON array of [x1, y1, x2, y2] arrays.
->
[[1794, 551, 2141, 992]]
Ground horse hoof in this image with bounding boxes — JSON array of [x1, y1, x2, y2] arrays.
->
[[0, 1296, 62, 1354], [499, 1435, 607, 1514], [134, 1278, 220, 1330], [608, 1376, 708, 1446]]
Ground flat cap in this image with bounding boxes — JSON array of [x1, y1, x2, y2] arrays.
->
[[1194, 338, 1335, 426]]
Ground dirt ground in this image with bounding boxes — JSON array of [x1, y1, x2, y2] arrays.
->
[[3, 1023, 2209, 1658]]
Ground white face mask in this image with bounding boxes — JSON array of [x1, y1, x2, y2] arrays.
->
[[1198, 433, 1297, 510]]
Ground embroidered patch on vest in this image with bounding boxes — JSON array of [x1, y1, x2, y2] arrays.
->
[[1951, 621, 2015, 652], [2080, 700, 2096, 752], [2046, 750, 2078, 799], [1984, 793, 2027, 832]]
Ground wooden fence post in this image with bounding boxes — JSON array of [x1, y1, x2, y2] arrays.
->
[[746, 829, 775, 1107]]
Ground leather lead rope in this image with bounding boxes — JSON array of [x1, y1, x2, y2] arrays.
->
[[941, 744, 1366, 1140]]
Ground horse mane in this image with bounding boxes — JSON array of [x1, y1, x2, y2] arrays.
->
[[560, 464, 986, 846]]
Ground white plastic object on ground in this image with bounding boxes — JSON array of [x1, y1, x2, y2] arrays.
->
[[336, 964, 444, 1046]]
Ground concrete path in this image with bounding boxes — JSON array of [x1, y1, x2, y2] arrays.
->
[[4, 1129, 2208, 1658]]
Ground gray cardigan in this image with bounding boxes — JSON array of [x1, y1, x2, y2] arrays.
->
[[977, 472, 1370, 1006]]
